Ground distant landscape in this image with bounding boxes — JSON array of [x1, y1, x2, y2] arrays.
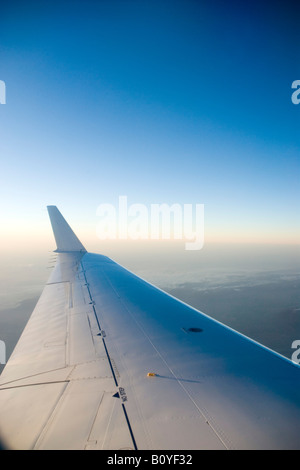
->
[[164, 272, 300, 360]]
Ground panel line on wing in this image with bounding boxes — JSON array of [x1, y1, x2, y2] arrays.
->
[[0, 380, 70, 391], [80, 261, 139, 451]]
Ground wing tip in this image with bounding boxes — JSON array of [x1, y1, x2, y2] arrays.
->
[[47, 206, 87, 253]]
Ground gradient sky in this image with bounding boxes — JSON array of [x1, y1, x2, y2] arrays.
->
[[0, 0, 299, 252]]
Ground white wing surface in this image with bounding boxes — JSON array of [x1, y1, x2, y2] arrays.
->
[[0, 207, 299, 450]]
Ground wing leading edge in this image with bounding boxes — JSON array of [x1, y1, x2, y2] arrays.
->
[[0, 207, 299, 450]]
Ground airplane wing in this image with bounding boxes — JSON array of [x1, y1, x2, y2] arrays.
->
[[0, 206, 300, 450]]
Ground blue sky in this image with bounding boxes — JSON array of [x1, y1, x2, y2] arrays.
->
[[0, 0, 299, 251]]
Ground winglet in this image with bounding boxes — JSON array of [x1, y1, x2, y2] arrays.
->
[[47, 206, 86, 253]]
